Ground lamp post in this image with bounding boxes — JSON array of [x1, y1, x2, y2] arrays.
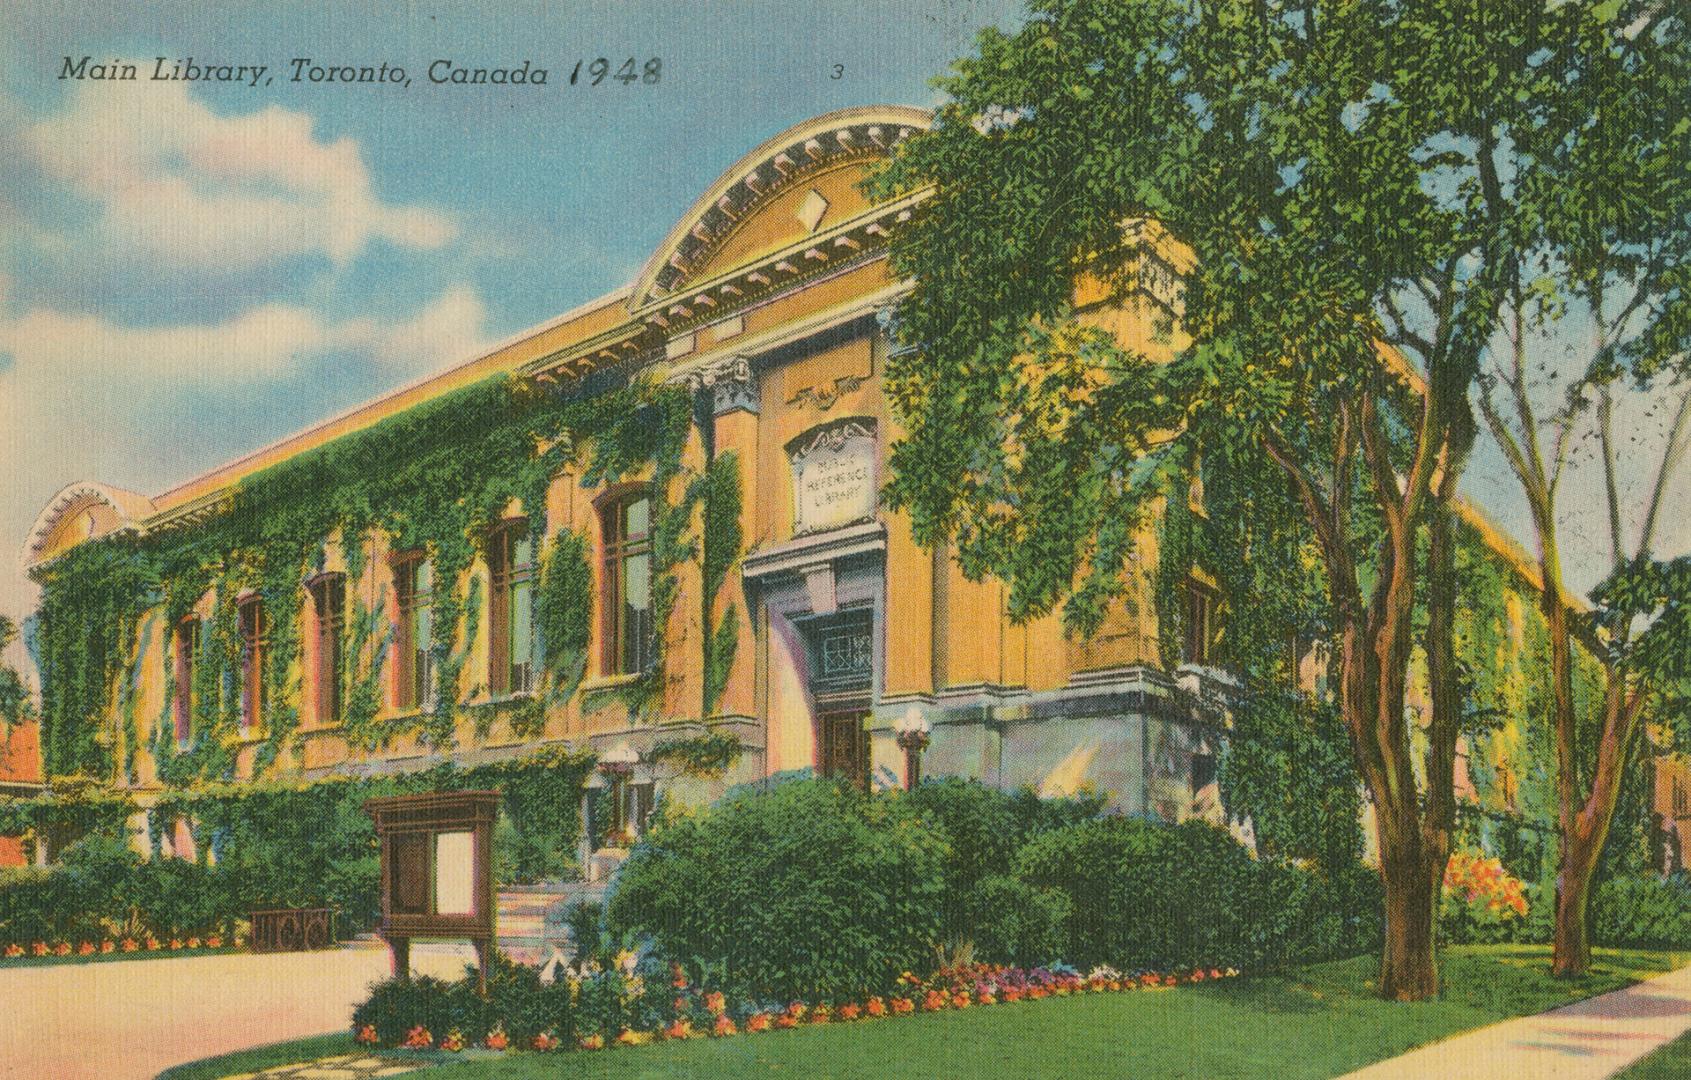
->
[[893, 706, 931, 790]]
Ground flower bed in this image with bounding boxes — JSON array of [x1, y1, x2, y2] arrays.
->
[[352, 955, 1241, 1057], [0, 932, 236, 962]]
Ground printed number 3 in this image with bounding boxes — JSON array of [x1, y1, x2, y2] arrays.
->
[[831, 64, 844, 79]]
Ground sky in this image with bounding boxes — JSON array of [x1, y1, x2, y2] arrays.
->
[[0, 0, 1023, 680], [0, 1, 1686, 688]]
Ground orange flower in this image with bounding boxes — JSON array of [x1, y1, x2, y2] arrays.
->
[[100, 940, 115, 954], [704, 990, 726, 1015], [891, 996, 914, 1015], [186, 937, 201, 949], [169, 939, 183, 950], [615, 1027, 641, 1046], [120, 939, 138, 952], [774, 1013, 798, 1030], [355, 1024, 379, 1046], [3, 944, 22, 958], [77, 942, 94, 956], [785, 1002, 808, 1021], [205, 935, 222, 949], [923, 989, 948, 1012], [568, 1033, 595, 1051], [865, 997, 887, 1018], [837, 1002, 861, 1021], [484, 1027, 509, 1051], [713, 1014, 738, 1037], [53, 942, 71, 956], [403, 1026, 433, 1049], [810, 1005, 832, 1024], [746, 1012, 773, 1033], [665, 1019, 693, 1040], [440, 1029, 465, 1052]]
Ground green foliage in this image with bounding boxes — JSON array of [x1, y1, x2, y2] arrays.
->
[[535, 530, 592, 697], [902, 776, 1103, 945], [697, 450, 744, 714], [1014, 816, 1379, 972], [351, 974, 457, 1046], [0, 616, 30, 731], [1592, 874, 1691, 951], [606, 778, 949, 1003], [966, 874, 1070, 967], [1220, 692, 1362, 874], [648, 730, 742, 780]]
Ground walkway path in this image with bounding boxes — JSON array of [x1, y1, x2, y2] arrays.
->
[[1339, 961, 1691, 1080], [0, 942, 473, 1080]]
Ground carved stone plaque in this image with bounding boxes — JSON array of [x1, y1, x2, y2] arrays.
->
[[791, 421, 876, 533]]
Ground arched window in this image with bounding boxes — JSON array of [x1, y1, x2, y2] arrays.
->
[[238, 596, 266, 735], [393, 553, 435, 710], [309, 573, 346, 725], [172, 616, 198, 748], [600, 492, 654, 676], [488, 523, 536, 696]]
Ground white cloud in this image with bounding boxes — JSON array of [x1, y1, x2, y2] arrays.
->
[[0, 285, 489, 381], [0, 285, 492, 633], [26, 81, 456, 269]]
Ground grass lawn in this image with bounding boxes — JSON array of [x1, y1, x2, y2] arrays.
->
[[1615, 1028, 1691, 1079], [156, 945, 1690, 1080]]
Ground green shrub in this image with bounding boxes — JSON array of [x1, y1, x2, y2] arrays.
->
[[1014, 816, 1377, 971], [351, 975, 456, 1045], [1592, 874, 1691, 949], [606, 777, 948, 1003], [444, 953, 573, 1044], [0, 866, 73, 942], [903, 777, 1101, 945], [967, 874, 1070, 966]]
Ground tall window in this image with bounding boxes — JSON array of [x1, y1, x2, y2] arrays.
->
[[1182, 576, 1221, 666], [488, 523, 536, 695], [310, 573, 345, 725], [601, 493, 654, 676], [172, 617, 197, 747], [394, 555, 435, 711], [238, 597, 266, 736]]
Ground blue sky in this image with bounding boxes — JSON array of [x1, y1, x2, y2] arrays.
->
[[0, 0, 1023, 643], [0, 1, 1685, 680]]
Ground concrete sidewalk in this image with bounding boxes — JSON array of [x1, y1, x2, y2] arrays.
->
[[1339, 962, 1691, 1080], [0, 941, 474, 1080]]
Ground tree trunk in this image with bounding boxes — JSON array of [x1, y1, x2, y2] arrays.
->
[[1552, 832, 1597, 978], [1379, 839, 1442, 1000]]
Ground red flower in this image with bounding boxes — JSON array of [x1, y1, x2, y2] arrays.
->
[[484, 1027, 509, 1051], [713, 1014, 738, 1037], [355, 1024, 379, 1046], [402, 1026, 433, 1049]]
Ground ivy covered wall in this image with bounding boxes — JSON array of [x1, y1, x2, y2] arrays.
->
[[30, 370, 746, 790]]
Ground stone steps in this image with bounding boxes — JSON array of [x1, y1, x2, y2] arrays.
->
[[494, 882, 609, 965]]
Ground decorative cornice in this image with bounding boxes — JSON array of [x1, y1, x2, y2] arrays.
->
[[629, 106, 931, 316]]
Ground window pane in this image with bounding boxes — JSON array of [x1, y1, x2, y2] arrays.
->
[[511, 579, 534, 689], [512, 533, 533, 570], [434, 831, 477, 916], [623, 497, 650, 540], [416, 559, 432, 596]]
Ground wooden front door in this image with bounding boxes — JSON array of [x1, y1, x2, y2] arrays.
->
[[818, 709, 869, 791]]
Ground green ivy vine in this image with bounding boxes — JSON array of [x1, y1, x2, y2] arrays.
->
[[33, 372, 702, 786]]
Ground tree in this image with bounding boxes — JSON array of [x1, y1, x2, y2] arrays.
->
[[1475, 4, 1691, 975], [0, 615, 30, 730], [875, 0, 1646, 998]]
